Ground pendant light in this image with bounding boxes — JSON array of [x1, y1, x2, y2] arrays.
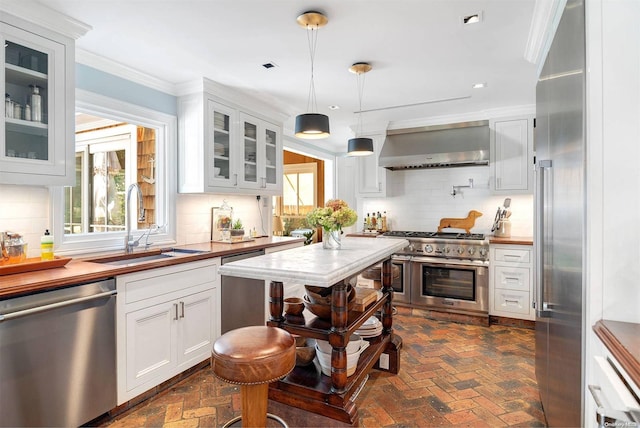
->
[[347, 62, 374, 156], [295, 11, 330, 139]]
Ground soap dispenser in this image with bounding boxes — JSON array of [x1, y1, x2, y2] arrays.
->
[[41, 229, 54, 261]]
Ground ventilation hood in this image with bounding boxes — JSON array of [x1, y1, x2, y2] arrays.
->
[[379, 120, 490, 170]]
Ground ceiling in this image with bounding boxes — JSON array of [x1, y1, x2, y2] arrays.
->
[[38, 0, 538, 153]]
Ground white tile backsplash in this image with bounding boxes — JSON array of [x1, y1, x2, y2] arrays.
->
[[360, 167, 534, 236], [2, 168, 531, 259], [0, 183, 270, 257]]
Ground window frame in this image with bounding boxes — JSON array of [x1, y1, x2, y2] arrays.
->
[[277, 162, 317, 217], [50, 89, 177, 255]]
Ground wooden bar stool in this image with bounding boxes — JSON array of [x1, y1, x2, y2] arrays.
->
[[211, 326, 296, 427]]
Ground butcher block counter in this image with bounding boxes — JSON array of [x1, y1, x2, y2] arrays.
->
[[0, 237, 303, 299], [489, 235, 533, 245]]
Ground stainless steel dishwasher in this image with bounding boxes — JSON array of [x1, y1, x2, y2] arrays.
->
[[221, 249, 266, 334], [0, 279, 117, 427]]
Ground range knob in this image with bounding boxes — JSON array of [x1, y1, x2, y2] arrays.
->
[[443, 246, 451, 254], [457, 247, 465, 255], [468, 247, 475, 255], [479, 248, 488, 257], [424, 244, 433, 253]]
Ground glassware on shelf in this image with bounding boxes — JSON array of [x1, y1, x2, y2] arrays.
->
[[5, 94, 13, 118], [30, 85, 42, 123]]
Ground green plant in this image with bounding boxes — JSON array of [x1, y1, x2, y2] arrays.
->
[[232, 218, 243, 230], [306, 199, 357, 232]]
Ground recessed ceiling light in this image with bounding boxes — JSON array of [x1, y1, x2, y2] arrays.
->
[[472, 82, 486, 89], [262, 62, 278, 69], [328, 105, 340, 110], [462, 12, 483, 25]]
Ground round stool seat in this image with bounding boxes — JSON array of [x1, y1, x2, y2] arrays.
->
[[361, 264, 400, 280], [212, 326, 295, 385]]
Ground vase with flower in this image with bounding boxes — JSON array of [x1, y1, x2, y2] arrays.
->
[[306, 199, 357, 250]]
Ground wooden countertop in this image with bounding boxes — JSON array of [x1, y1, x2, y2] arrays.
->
[[489, 235, 533, 245], [0, 237, 303, 300], [593, 320, 640, 390]]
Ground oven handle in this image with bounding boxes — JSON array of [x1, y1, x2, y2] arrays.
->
[[391, 255, 412, 262], [410, 256, 488, 268]]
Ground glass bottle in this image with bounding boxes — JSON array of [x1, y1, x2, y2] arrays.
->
[[5, 93, 13, 118], [30, 85, 42, 123]]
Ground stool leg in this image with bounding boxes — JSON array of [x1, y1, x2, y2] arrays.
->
[[241, 383, 268, 427]]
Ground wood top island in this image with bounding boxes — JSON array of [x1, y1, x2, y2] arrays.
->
[[218, 236, 408, 425]]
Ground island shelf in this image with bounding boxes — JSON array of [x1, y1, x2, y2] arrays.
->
[[217, 237, 409, 425]]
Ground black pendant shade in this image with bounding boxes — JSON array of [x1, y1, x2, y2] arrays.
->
[[295, 113, 330, 139], [347, 137, 374, 156]]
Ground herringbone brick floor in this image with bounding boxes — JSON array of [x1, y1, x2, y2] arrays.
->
[[100, 310, 546, 427]]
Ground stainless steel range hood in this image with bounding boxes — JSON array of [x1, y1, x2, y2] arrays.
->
[[379, 120, 490, 170]]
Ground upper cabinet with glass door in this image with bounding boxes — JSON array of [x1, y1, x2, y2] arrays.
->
[[178, 88, 283, 195], [0, 12, 81, 185], [238, 112, 281, 193]]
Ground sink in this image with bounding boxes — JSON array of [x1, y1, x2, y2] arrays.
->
[[90, 248, 209, 266], [99, 253, 174, 266]]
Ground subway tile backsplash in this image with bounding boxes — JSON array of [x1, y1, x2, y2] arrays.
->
[[0, 184, 270, 257]]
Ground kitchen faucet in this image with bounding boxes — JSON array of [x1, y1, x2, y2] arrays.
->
[[125, 183, 146, 253]]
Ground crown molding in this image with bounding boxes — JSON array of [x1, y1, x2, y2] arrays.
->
[[524, 0, 567, 76], [76, 49, 178, 95], [1, 0, 91, 39]]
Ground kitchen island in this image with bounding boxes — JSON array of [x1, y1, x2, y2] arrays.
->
[[218, 237, 408, 424]]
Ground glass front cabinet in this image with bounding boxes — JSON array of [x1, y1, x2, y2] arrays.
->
[[178, 90, 282, 195], [1, 16, 78, 185], [238, 112, 281, 193]]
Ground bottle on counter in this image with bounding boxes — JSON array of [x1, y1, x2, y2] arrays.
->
[[376, 212, 382, 231], [41, 229, 54, 261], [382, 211, 388, 232]]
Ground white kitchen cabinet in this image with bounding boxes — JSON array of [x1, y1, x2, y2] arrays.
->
[[178, 89, 282, 195], [356, 134, 387, 197], [489, 244, 534, 320], [0, 14, 80, 185], [491, 117, 534, 193], [116, 258, 220, 404], [238, 112, 282, 193]]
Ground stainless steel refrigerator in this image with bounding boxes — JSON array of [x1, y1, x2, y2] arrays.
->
[[534, 0, 585, 426]]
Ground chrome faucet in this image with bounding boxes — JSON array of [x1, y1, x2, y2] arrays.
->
[[125, 183, 146, 253]]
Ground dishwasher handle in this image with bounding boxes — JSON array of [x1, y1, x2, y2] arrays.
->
[[0, 290, 116, 322]]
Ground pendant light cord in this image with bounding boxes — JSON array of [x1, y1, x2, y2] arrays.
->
[[305, 24, 319, 113], [356, 71, 366, 136]]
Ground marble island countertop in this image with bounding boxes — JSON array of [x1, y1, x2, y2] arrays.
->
[[218, 237, 408, 287]]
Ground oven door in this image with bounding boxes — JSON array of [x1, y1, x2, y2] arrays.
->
[[390, 255, 411, 304], [410, 257, 488, 315]]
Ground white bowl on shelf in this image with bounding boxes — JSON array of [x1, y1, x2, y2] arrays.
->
[[315, 341, 369, 377], [316, 333, 362, 355]]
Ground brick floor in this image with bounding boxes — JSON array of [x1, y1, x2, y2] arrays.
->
[[97, 310, 547, 427]]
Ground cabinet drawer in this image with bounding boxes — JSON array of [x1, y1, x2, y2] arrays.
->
[[123, 260, 217, 304], [494, 266, 530, 292], [493, 289, 530, 316], [494, 248, 531, 264]]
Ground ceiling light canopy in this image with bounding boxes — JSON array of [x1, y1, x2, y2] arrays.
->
[[347, 62, 374, 156], [294, 10, 330, 140]]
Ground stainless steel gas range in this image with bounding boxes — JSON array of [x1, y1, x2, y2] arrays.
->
[[378, 231, 489, 318]]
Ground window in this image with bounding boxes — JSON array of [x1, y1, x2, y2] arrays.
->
[[65, 123, 136, 234], [273, 163, 317, 235], [51, 90, 176, 254]]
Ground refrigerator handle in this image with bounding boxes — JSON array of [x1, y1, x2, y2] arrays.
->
[[535, 159, 552, 317]]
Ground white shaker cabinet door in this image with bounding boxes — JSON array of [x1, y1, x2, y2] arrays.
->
[[176, 289, 216, 368], [125, 301, 177, 391], [491, 117, 533, 193]]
